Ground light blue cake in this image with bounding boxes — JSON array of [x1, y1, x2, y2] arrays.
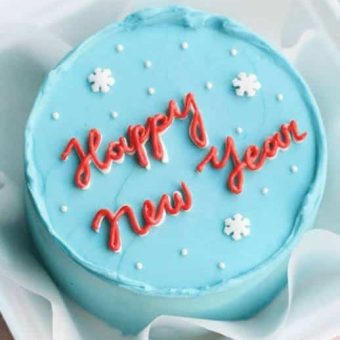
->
[[25, 6, 326, 335]]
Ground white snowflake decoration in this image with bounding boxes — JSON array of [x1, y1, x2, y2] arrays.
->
[[224, 213, 251, 241], [232, 72, 261, 97], [88, 68, 115, 93]]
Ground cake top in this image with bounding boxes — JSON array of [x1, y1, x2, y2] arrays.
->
[[26, 6, 326, 296]]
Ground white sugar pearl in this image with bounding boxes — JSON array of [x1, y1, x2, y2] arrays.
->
[[218, 262, 226, 270], [111, 111, 118, 119], [261, 187, 269, 195], [51, 112, 60, 120], [181, 41, 189, 50], [235, 127, 243, 134], [180, 248, 188, 257], [135, 262, 144, 270], [147, 87, 156, 95], [276, 93, 284, 101], [230, 48, 238, 56], [144, 60, 152, 68], [60, 205, 68, 213], [115, 44, 124, 53], [205, 81, 213, 90], [290, 165, 299, 173]]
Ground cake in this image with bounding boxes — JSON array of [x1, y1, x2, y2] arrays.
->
[[25, 6, 327, 335]]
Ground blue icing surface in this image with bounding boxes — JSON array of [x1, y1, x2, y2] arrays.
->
[[26, 6, 326, 295]]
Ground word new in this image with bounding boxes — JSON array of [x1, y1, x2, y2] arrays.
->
[[197, 120, 307, 194], [61, 93, 208, 189], [92, 182, 192, 252]]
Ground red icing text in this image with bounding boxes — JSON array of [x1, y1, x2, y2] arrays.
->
[[196, 120, 307, 194], [61, 93, 208, 189], [92, 182, 192, 252]]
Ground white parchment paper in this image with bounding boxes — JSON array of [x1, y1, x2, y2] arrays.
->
[[0, 0, 339, 339]]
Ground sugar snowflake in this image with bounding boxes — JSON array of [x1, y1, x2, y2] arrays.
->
[[232, 72, 261, 97], [88, 68, 115, 93], [224, 213, 251, 241]]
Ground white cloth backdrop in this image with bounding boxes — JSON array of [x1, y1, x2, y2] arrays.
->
[[0, 0, 339, 339]]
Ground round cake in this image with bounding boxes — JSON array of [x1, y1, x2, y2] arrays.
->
[[25, 6, 327, 335]]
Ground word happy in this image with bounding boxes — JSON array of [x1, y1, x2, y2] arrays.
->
[[61, 93, 208, 189], [61, 93, 308, 251]]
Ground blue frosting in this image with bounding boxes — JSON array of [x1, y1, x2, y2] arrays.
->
[[25, 6, 326, 299]]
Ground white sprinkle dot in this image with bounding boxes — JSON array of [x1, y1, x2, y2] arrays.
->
[[205, 81, 213, 90], [147, 87, 156, 95], [52, 112, 60, 120], [230, 48, 238, 56], [261, 187, 269, 195], [180, 248, 189, 257], [276, 93, 284, 101], [115, 44, 124, 53], [135, 262, 144, 270], [111, 111, 118, 119], [60, 205, 68, 213], [144, 60, 152, 68], [235, 127, 243, 134], [290, 165, 299, 173], [218, 262, 226, 270], [181, 41, 189, 50]]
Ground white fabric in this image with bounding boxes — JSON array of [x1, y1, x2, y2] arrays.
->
[[0, 0, 339, 339]]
